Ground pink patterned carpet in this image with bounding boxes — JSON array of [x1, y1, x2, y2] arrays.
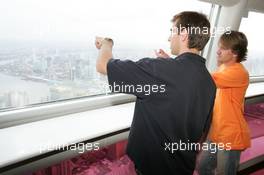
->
[[240, 102, 264, 173], [30, 140, 137, 175]]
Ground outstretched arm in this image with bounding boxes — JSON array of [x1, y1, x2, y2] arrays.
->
[[95, 37, 114, 75]]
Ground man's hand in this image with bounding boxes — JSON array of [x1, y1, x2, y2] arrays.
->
[[155, 49, 170, 59], [95, 36, 114, 75]]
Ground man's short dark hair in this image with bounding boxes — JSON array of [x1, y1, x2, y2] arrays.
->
[[172, 11, 210, 51], [220, 31, 248, 62]]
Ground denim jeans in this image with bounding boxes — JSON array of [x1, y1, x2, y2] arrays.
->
[[197, 140, 241, 175]]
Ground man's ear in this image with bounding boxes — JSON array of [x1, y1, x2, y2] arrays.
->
[[231, 51, 238, 60], [180, 29, 188, 42]]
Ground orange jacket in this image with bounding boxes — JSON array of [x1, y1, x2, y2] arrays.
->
[[209, 63, 250, 150]]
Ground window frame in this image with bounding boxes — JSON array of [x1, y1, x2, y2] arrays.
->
[[0, 93, 135, 128], [0, 2, 221, 127]]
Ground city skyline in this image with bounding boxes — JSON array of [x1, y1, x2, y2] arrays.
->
[[0, 45, 157, 109]]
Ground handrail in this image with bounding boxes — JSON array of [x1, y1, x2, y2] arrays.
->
[[0, 93, 136, 129]]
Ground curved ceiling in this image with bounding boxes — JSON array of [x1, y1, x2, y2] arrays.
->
[[199, 0, 264, 13]]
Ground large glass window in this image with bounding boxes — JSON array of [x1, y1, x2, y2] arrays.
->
[[239, 12, 264, 77], [0, 0, 212, 109]]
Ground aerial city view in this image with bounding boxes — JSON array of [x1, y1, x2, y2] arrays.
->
[[0, 43, 154, 109]]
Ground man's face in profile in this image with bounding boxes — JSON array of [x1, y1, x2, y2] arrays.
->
[[169, 22, 180, 55], [217, 42, 237, 63]]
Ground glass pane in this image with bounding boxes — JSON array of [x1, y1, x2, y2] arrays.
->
[[239, 12, 264, 77], [0, 0, 211, 110]]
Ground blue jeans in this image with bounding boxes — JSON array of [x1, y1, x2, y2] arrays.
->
[[197, 141, 241, 175]]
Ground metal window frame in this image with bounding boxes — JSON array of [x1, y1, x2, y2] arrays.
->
[[0, 4, 218, 128], [250, 76, 264, 83], [0, 93, 136, 129]]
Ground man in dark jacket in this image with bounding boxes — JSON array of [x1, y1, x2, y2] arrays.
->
[[95, 11, 216, 175]]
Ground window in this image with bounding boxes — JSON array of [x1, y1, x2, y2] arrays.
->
[[239, 12, 264, 77], [0, 0, 212, 110]]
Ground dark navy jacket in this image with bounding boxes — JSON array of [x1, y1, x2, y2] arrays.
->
[[107, 52, 216, 175]]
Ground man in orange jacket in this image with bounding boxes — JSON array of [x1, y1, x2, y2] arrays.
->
[[197, 31, 250, 175]]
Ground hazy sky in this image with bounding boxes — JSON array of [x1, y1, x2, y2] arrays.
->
[[0, 0, 211, 49], [240, 11, 264, 52], [1, 0, 263, 52]]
